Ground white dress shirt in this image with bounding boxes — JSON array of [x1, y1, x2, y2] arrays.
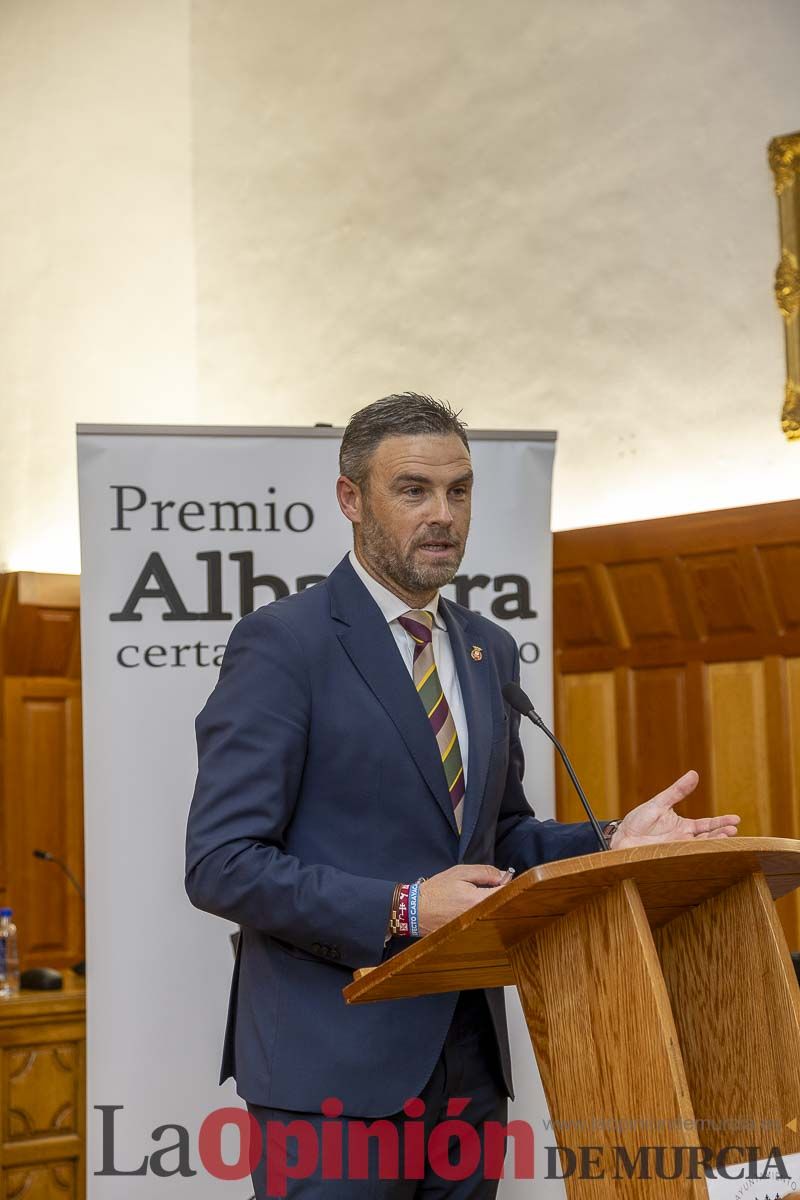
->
[[348, 550, 469, 785]]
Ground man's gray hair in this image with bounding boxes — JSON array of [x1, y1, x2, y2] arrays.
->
[[339, 393, 469, 487]]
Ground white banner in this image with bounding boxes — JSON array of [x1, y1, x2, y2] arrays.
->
[[77, 425, 559, 1197]]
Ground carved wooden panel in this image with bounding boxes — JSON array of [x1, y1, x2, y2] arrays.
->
[[554, 500, 800, 947], [678, 550, 764, 639], [4, 1043, 80, 1141], [555, 500, 800, 670], [5, 1161, 75, 1199], [759, 542, 800, 634], [606, 559, 682, 643], [552, 567, 614, 649], [0, 975, 85, 1200]]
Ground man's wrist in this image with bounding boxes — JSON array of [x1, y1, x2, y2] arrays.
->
[[602, 819, 622, 849], [384, 877, 428, 943], [387, 883, 411, 938]]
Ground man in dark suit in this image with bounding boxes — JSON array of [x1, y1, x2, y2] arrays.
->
[[185, 393, 739, 1197]]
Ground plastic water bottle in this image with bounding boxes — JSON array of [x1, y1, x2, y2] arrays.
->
[[0, 908, 20, 998]]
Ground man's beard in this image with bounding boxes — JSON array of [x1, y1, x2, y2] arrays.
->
[[359, 504, 466, 594]]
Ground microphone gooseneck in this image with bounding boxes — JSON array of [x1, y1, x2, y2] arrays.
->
[[501, 682, 609, 853], [32, 848, 86, 901], [32, 848, 86, 976]]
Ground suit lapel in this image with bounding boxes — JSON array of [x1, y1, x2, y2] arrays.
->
[[328, 557, 459, 838], [439, 598, 493, 859]]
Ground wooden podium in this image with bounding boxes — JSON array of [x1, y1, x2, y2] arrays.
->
[[344, 839, 800, 1196]]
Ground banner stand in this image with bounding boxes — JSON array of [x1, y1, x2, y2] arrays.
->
[[77, 424, 558, 1197]]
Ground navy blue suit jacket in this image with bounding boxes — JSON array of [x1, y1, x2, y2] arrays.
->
[[184, 553, 603, 1115]]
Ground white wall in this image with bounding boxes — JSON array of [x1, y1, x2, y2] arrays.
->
[[0, 0, 196, 572], [2, 0, 798, 572]]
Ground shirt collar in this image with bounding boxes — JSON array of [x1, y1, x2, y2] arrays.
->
[[348, 550, 445, 630]]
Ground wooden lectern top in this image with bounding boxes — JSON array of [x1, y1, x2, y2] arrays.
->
[[344, 837, 800, 1004]]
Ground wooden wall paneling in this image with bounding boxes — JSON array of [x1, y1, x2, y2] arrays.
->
[[552, 566, 618, 654], [707, 661, 772, 837], [554, 500, 800, 948], [742, 544, 785, 636], [589, 564, 629, 649], [765, 656, 797, 835], [554, 672, 619, 823], [659, 555, 702, 643], [612, 666, 635, 815], [789, 659, 800, 813], [555, 501, 800, 673], [737, 544, 783, 638], [555, 499, 800, 570], [2, 575, 81, 680], [683, 660, 712, 821], [629, 666, 691, 809], [756, 542, 800, 636], [3, 678, 84, 970], [605, 558, 681, 645], [677, 549, 762, 641]]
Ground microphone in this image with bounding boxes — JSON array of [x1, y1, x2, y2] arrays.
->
[[502, 682, 609, 853], [33, 849, 86, 975], [33, 849, 85, 900]]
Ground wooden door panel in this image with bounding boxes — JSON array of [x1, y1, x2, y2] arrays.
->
[[2, 678, 83, 970]]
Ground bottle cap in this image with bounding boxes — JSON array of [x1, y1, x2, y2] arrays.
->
[[0, 908, 11, 918]]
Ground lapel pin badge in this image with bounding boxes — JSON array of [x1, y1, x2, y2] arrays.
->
[[470, 645, 483, 662]]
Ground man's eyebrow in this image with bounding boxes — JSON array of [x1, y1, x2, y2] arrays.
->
[[392, 471, 474, 487]]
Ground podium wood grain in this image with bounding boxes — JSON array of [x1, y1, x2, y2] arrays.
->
[[511, 878, 706, 1199], [654, 870, 800, 1159], [346, 839, 800, 1000], [346, 840, 800, 1197]]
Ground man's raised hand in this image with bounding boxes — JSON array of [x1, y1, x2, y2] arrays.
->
[[610, 770, 740, 849]]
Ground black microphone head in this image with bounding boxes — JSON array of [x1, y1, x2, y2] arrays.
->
[[33, 848, 50, 860], [502, 682, 535, 717]]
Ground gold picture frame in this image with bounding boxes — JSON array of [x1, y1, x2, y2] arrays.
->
[[768, 130, 800, 441]]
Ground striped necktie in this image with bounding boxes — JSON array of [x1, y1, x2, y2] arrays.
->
[[397, 609, 465, 833]]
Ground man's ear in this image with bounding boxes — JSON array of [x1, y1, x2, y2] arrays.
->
[[336, 475, 362, 525]]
